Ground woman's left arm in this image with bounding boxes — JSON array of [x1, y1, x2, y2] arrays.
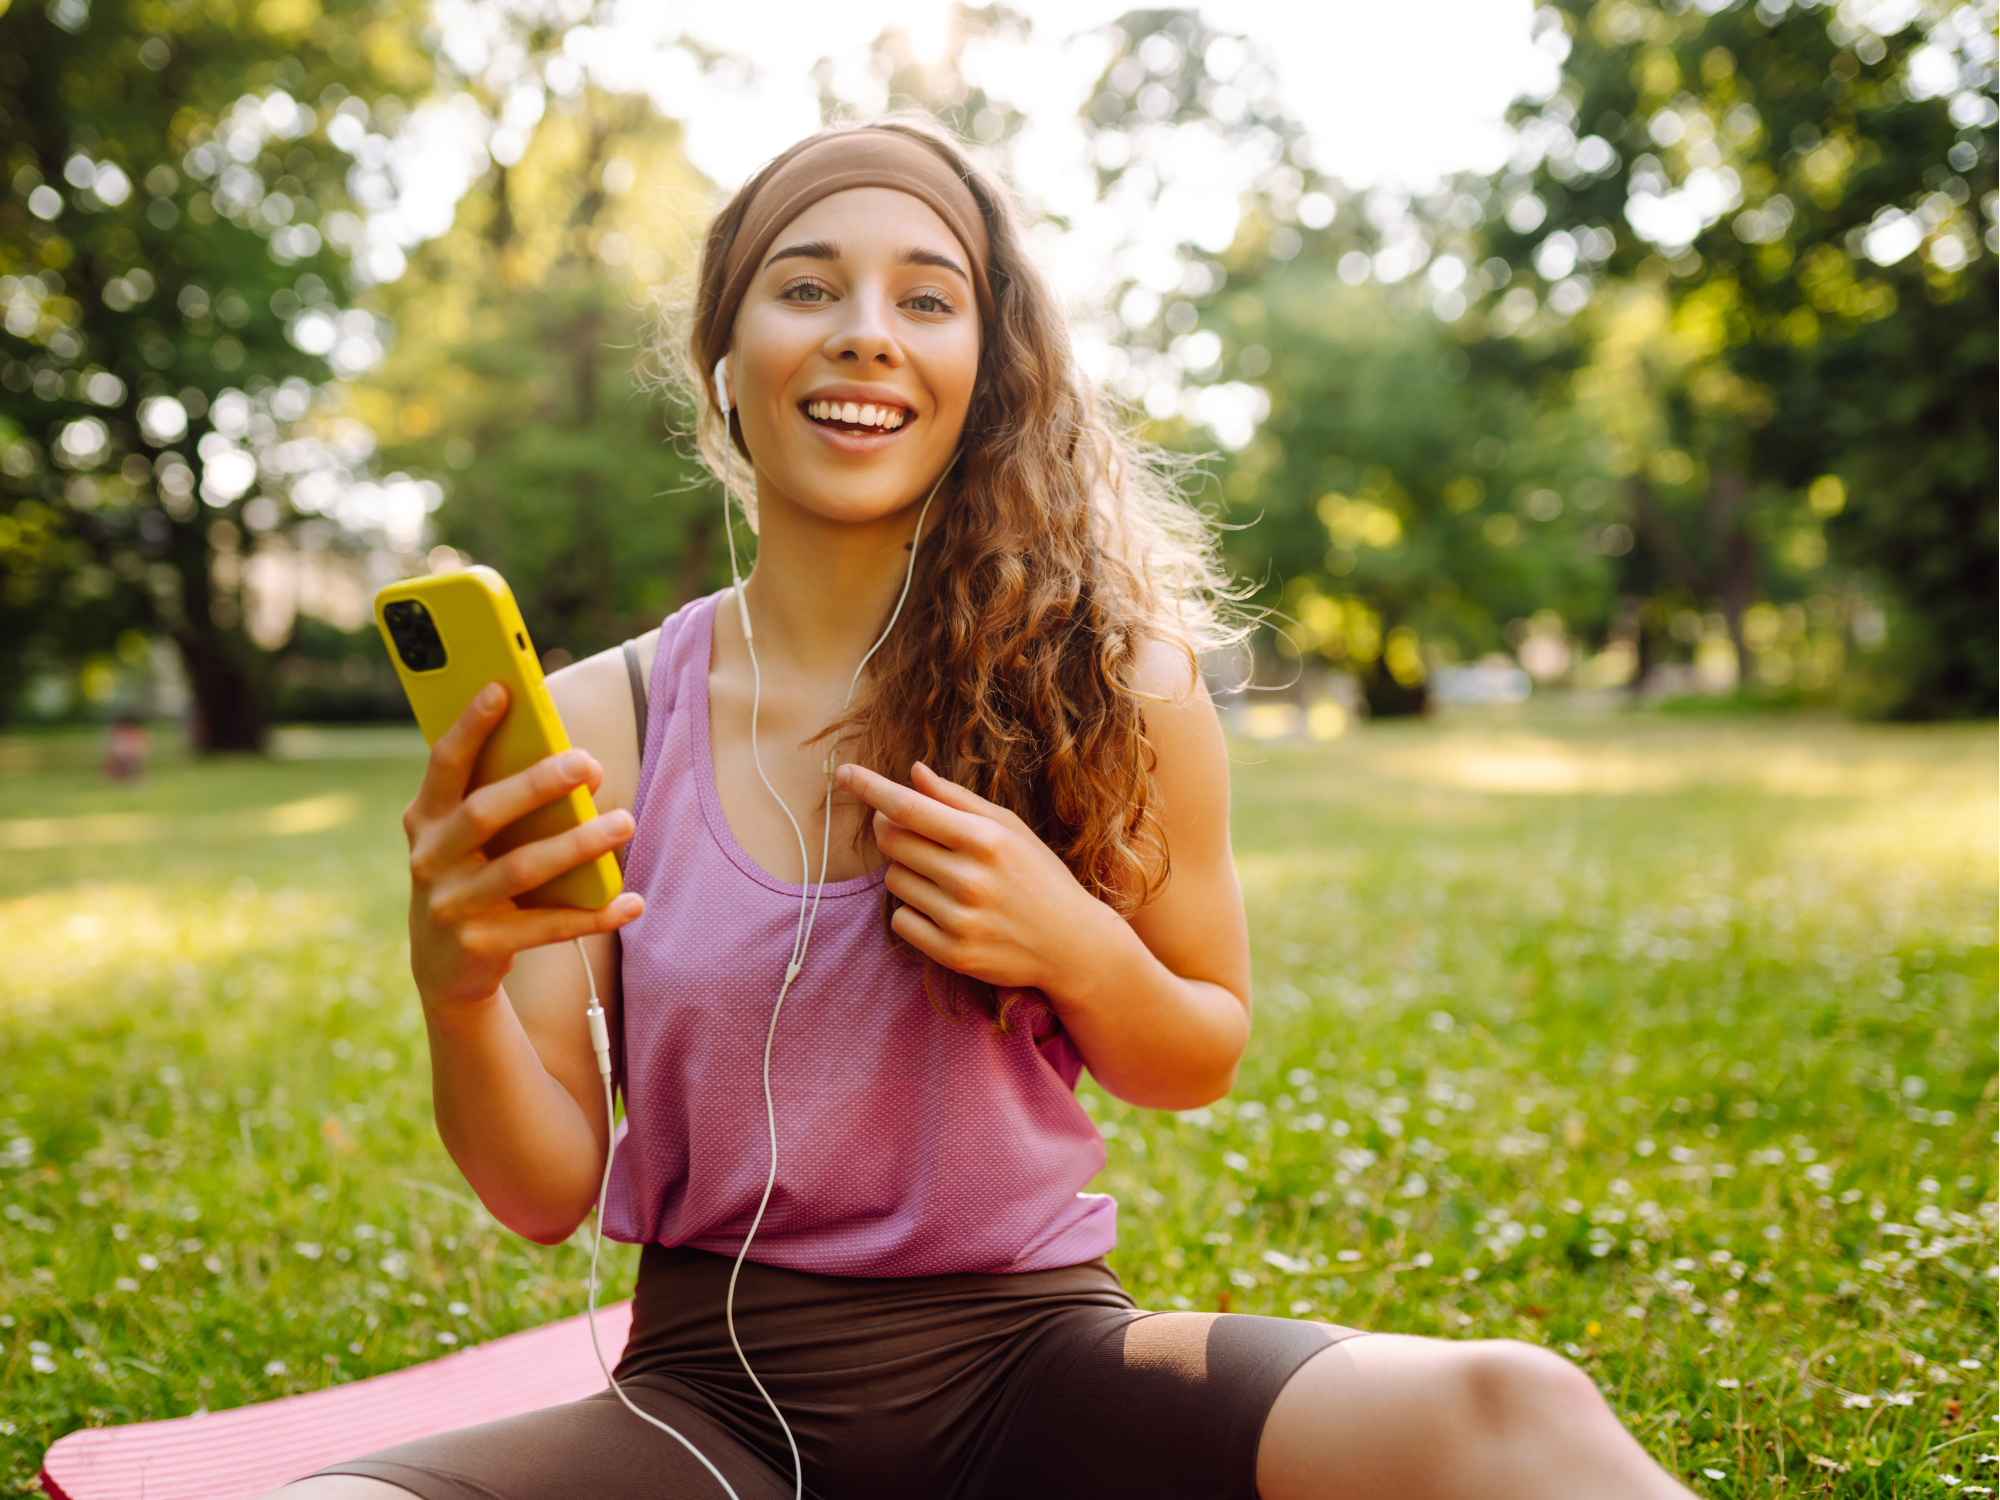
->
[[837, 643, 1250, 1110]]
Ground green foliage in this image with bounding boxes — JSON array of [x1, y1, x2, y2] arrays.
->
[[0, 0, 431, 743], [0, 716, 1992, 1494], [1481, 0, 1997, 715], [358, 91, 719, 660], [1199, 269, 1620, 692]]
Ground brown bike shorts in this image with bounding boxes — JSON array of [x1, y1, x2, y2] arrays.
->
[[311, 1242, 1363, 1500]]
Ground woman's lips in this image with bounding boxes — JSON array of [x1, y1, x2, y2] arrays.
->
[[799, 398, 915, 450], [805, 398, 909, 431]]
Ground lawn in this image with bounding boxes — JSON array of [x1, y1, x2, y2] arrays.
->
[[0, 711, 1993, 1496]]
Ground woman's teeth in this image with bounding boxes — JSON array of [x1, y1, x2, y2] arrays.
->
[[806, 400, 907, 430]]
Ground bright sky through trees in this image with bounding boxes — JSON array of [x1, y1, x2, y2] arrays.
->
[[634, 0, 1554, 190], [410, 1, 1553, 308]]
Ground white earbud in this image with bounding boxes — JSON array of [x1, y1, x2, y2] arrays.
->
[[712, 355, 733, 415]]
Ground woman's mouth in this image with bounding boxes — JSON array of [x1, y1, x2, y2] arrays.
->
[[804, 398, 910, 435]]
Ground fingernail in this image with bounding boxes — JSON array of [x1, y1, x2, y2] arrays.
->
[[559, 750, 590, 779], [835, 764, 852, 788], [478, 684, 503, 710]]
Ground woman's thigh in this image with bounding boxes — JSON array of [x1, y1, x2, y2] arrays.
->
[[257, 1379, 793, 1500], [1254, 1333, 1695, 1500]]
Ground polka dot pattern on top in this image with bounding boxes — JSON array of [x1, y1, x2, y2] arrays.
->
[[603, 592, 1116, 1277]]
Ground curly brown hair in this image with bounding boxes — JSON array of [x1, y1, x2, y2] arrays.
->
[[672, 115, 1239, 1025]]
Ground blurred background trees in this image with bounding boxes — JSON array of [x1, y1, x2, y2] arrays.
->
[[0, 0, 433, 747], [2, 0, 1992, 743]]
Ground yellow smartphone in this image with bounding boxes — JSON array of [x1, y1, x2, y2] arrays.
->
[[373, 566, 622, 911]]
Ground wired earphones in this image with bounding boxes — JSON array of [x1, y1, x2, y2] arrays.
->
[[577, 353, 956, 1500]]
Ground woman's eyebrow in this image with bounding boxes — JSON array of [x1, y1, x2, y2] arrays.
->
[[902, 247, 968, 283], [764, 239, 840, 270], [762, 240, 968, 285]]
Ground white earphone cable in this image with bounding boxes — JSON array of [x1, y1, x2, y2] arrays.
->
[[577, 939, 743, 1500], [580, 362, 952, 1500]]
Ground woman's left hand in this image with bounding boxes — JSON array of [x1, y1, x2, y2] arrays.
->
[[836, 761, 1127, 998]]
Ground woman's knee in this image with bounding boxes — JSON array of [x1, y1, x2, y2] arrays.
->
[[1455, 1339, 1615, 1443]]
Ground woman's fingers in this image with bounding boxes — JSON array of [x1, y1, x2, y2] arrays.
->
[[408, 682, 509, 829], [887, 898, 954, 967], [871, 810, 958, 883], [437, 749, 603, 864], [459, 811, 634, 907], [909, 761, 1013, 824], [838, 763, 987, 850], [459, 894, 645, 960], [883, 860, 959, 927]]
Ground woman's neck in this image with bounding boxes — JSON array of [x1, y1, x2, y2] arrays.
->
[[736, 479, 930, 682]]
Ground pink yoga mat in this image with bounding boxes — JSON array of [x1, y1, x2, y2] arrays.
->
[[39, 1301, 633, 1500]]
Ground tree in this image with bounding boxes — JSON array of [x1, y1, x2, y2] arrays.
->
[[0, 0, 430, 744], [355, 88, 719, 660], [1477, 0, 1996, 714]]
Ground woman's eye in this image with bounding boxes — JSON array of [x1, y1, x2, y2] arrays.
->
[[907, 293, 952, 314], [784, 282, 830, 303]]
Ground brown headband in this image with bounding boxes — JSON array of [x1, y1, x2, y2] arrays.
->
[[703, 129, 994, 372]]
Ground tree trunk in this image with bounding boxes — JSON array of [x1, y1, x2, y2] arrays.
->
[[166, 519, 266, 752], [1709, 468, 1758, 686], [178, 631, 267, 751]]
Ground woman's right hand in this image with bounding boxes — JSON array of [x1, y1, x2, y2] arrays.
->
[[403, 682, 644, 1011]]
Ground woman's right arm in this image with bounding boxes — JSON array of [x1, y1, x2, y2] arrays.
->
[[403, 678, 643, 1245]]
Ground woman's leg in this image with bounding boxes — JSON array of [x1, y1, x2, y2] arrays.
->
[[1255, 1334, 1695, 1500]]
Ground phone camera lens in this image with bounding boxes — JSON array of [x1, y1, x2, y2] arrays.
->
[[383, 598, 449, 672]]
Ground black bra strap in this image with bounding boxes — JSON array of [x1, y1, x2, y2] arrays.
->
[[621, 639, 648, 756], [614, 639, 648, 879]]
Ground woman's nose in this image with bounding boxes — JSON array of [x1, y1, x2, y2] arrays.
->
[[823, 285, 903, 367]]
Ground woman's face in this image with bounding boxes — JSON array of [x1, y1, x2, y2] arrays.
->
[[724, 187, 982, 527]]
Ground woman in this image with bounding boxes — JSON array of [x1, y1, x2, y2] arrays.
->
[[279, 119, 1692, 1500]]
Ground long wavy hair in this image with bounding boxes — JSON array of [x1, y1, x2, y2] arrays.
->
[[667, 114, 1239, 1026]]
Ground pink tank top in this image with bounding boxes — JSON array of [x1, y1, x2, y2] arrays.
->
[[602, 592, 1117, 1276]]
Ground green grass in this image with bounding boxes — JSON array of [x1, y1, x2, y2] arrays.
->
[[1, 712, 1993, 1496]]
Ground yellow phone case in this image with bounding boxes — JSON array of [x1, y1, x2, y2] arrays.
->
[[373, 566, 622, 911]]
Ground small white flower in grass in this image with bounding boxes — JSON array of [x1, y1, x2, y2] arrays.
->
[[1336, 1249, 1363, 1263], [1961, 1359, 1983, 1369], [1702, 1469, 1725, 1480], [435, 1332, 458, 1346], [1228, 1269, 1257, 1288], [294, 1243, 322, 1259], [448, 1301, 469, 1317], [1221, 1152, 1250, 1172], [1716, 1378, 1739, 1388], [1262, 1250, 1312, 1274], [137, 1253, 160, 1271], [264, 1360, 287, 1376], [1625, 1305, 1645, 1318], [1887, 1392, 1916, 1406], [1842, 1394, 1873, 1409], [114, 1277, 138, 1292]]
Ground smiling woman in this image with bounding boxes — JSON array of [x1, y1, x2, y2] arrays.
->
[[274, 116, 1696, 1500]]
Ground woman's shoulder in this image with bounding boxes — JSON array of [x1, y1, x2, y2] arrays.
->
[[543, 594, 716, 815], [544, 638, 653, 817]]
